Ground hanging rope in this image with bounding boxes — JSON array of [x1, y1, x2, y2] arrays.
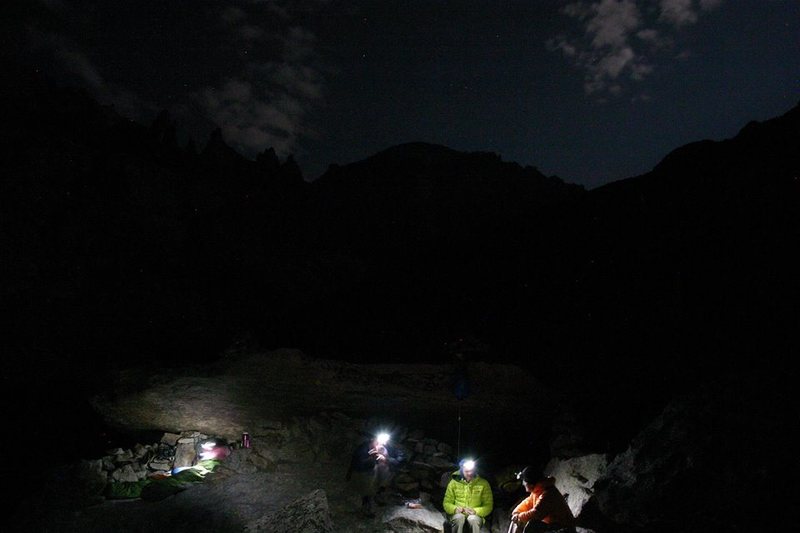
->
[[451, 349, 469, 461], [457, 400, 462, 459]]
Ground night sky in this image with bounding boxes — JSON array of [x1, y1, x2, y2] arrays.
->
[[8, 0, 800, 188]]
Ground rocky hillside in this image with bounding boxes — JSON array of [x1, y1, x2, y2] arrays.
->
[[3, 64, 797, 532], [10, 349, 792, 532]]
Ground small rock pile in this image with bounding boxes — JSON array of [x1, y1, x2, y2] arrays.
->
[[391, 428, 457, 495], [89, 430, 219, 486], [82, 411, 464, 503]]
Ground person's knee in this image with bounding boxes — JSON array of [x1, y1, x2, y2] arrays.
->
[[451, 513, 466, 525], [466, 514, 482, 532], [449, 513, 466, 532]]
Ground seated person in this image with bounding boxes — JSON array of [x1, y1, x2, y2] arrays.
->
[[346, 431, 405, 517], [510, 466, 575, 532], [443, 458, 494, 533]]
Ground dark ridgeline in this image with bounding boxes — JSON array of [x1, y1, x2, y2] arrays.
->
[[305, 142, 584, 362], [2, 63, 798, 459]]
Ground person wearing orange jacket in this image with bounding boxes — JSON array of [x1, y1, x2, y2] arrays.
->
[[510, 466, 575, 532]]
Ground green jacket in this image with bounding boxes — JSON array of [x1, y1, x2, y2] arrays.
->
[[443, 470, 494, 518]]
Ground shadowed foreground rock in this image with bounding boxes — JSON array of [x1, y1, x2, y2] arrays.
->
[[245, 489, 333, 532], [382, 502, 447, 532], [583, 372, 794, 532], [11, 351, 793, 532]]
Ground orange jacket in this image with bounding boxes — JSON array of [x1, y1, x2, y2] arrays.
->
[[512, 477, 575, 526]]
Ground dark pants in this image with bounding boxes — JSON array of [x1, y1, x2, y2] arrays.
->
[[522, 522, 576, 533], [508, 522, 575, 533]]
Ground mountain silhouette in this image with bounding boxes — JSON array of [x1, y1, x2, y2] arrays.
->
[[3, 65, 798, 455]]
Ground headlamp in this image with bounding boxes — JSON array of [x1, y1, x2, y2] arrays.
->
[[376, 432, 390, 445], [199, 439, 221, 460], [462, 459, 476, 471]]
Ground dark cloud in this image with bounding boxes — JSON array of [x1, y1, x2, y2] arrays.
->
[[25, 26, 157, 120], [192, 1, 328, 159], [550, 0, 725, 98]]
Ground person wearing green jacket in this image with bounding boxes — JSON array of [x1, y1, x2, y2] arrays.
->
[[443, 459, 494, 533]]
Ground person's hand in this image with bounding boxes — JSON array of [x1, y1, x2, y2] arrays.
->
[[455, 506, 464, 514], [511, 512, 520, 523], [465, 508, 476, 515], [375, 454, 387, 464], [369, 445, 387, 458]]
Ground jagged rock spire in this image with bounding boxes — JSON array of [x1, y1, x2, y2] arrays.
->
[[257, 146, 281, 171], [280, 154, 304, 182], [202, 127, 244, 162], [203, 127, 225, 153], [150, 109, 178, 148]]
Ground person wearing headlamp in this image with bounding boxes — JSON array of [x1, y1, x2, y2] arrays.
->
[[443, 458, 494, 533], [346, 431, 405, 517], [509, 466, 575, 532]]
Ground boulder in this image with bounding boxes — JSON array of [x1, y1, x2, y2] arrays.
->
[[381, 502, 446, 532], [544, 454, 610, 517], [245, 489, 333, 532], [589, 374, 793, 531]]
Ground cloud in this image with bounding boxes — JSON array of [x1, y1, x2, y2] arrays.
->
[[55, 47, 105, 91], [197, 63, 323, 158], [195, 1, 328, 159], [658, 0, 697, 27], [551, 0, 725, 98], [200, 79, 298, 152], [586, 0, 641, 48], [22, 0, 329, 162], [26, 28, 156, 120]]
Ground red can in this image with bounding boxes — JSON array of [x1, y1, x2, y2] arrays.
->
[[242, 432, 251, 449]]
